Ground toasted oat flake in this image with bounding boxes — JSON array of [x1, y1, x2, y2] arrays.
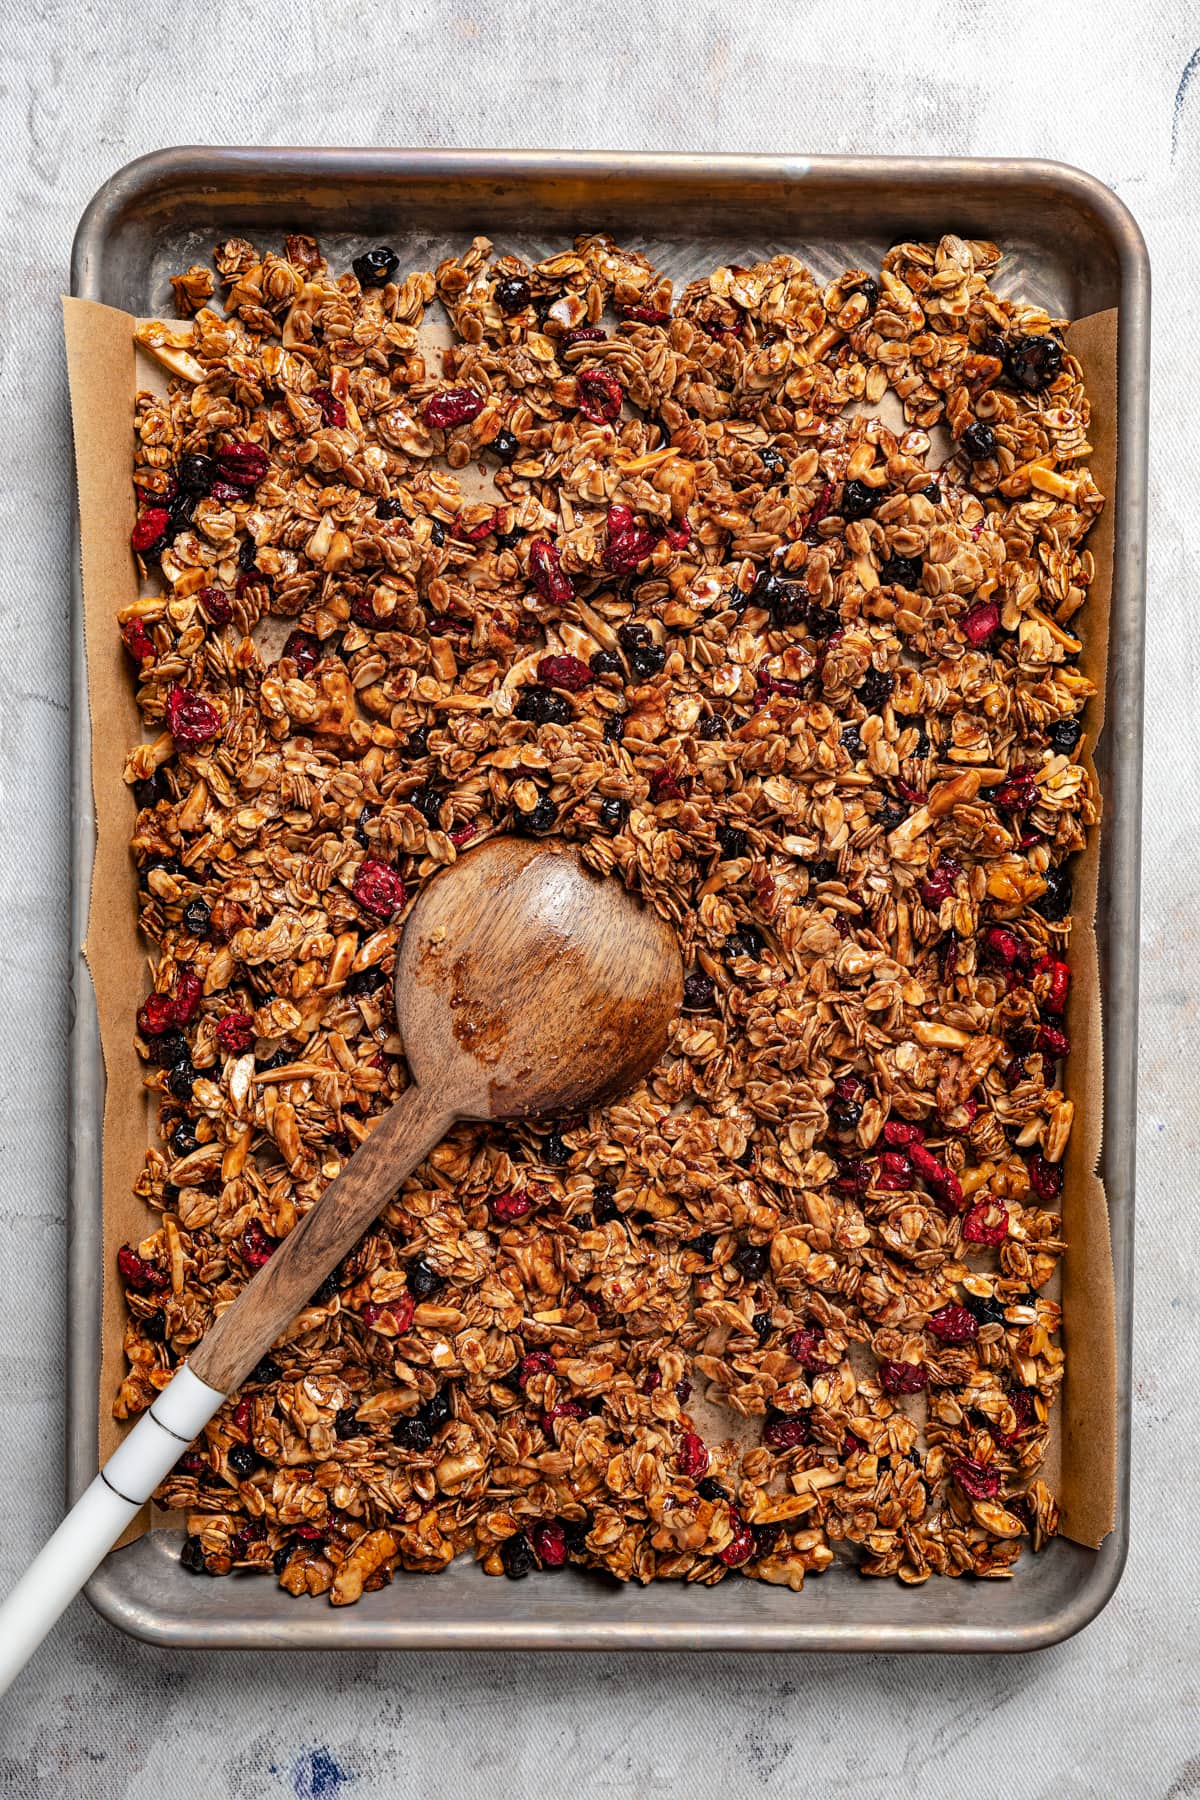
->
[[117, 230, 1088, 1598]]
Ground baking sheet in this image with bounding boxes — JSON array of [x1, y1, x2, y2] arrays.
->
[[63, 272, 1119, 1557]]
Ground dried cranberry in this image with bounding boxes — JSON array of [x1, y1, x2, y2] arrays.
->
[[215, 1011, 255, 1055], [919, 857, 961, 906], [962, 1201, 1010, 1246], [648, 766, 690, 804], [1034, 955, 1070, 1014], [718, 1510, 756, 1567], [117, 1245, 169, 1294], [529, 538, 574, 606], [764, 1411, 811, 1449], [982, 925, 1022, 968], [876, 1150, 913, 1189], [787, 1326, 825, 1371], [121, 617, 156, 663], [530, 1519, 568, 1567], [242, 1219, 277, 1268], [1028, 1153, 1064, 1202], [883, 1120, 924, 1148], [491, 1190, 531, 1224], [604, 504, 657, 574], [537, 654, 593, 692], [353, 859, 406, 918], [313, 386, 346, 428], [1003, 333, 1063, 393], [995, 766, 1039, 811], [991, 1388, 1036, 1447], [354, 246, 399, 287], [518, 1350, 555, 1385], [909, 1142, 964, 1213], [952, 1457, 1001, 1500], [136, 993, 176, 1038], [927, 1303, 979, 1344], [622, 304, 671, 325], [166, 685, 221, 749], [210, 479, 247, 504], [423, 389, 484, 430], [281, 630, 319, 676], [544, 1399, 588, 1425], [233, 1396, 253, 1436], [494, 276, 532, 314], [131, 508, 170, 554], [576, 367, 623, 424], [961, 601, 1001, 646], [879, 1359, 927, 1395], [169, 970, 201, 1025], [562, 325, 606, 347], [678, 1432, 709, 1479], [215, 442, 269, 489], [194, 585, 232, 628]]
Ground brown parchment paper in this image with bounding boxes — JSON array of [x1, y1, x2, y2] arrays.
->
[[63, 295, 1120, 1553]]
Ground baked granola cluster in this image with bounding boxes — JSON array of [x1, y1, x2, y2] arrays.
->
[[115, 230, 1101, 1601]]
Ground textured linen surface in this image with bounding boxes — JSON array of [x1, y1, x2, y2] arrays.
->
[[0, 2, 1195, 1795]]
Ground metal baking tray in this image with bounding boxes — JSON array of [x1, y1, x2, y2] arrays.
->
[[68, 149, 1148, 1653]]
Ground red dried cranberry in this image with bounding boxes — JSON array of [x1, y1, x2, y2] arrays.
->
[[210, 479, 248, 504], [198, 585, 232, 626], [282, 630, 319, 676], [764, 1412, 811, 1449], [1034, 955, 1070, 1014], [910, 1143, 964, 1212], [982, 925, 1022, 967], [962, 1200, 1009, 1245], [544, 1399, 588, 1424], [562, 325, 606, 347], [175, 1449, 206, 1476], [919, 857, 961, 906], [517, 1350, 555, 1385], [718, 1510, 756, 1566], [991, 1388, 1036, 1447], [131, 508, 170, 554], [880, 1359, 927, 1395], [529, 538, 574, 606], [787, 1326, 825, 1371], [622, 304, 671, 325], [117, 1245, 169, 1294], [449, 823, 476, 848], [215, 442, 269, 489], [882, 1120, 925, 1147], [353, 859, 407, 918], [1036, 1023, 1070, 1059], [648, 766, 691, 803], [166, 685, 221, 749], [137, 993, 176, 1038], [952, 1457, 1001, 1500], [537, 654, 593, 692], [233, 1396, 253, 1435], [664, 521, 692, 549], [363, 1292, 415, 1333], [170, 970, 201, 1025], [844, 1430, 868, 1456], [491, 1191, 531, 1223], [641, 1368, 662, 1394], [834, 1156, 870, 1196], [216, 1011, 255, 1054], [529, 1519, 568, 1567], [121, 617, 156, 662], [678, 1432, 709, 1479], [423, 389, 484, 429], [313, 386, 346, 428], [604, 504, 657, 574], [576, 367, 623, 424], [1028, 1153, 1064, 1202], [876, 1150, 913, 1188], [242, 1219, 277, 1268], [994, 766, 1039, 811], [804, 480, 835, 534], [927, 1303, 979, 1344], [961, 601, 1001, 646]]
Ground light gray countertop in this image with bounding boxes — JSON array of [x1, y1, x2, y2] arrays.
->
[[0, 5, 1193, 1795]]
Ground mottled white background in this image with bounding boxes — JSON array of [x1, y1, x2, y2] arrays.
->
[[0, 1, 1196, 1795]]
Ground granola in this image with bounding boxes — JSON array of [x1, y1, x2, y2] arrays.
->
[[114, 230, 1100, 1600]]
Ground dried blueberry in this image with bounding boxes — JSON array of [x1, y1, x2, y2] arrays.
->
[[334, 1405, 362, 1440], [602, 712, 626, 743], [345, 964, 388, 996], [491, 427, 519, 464], [392, 1415, 432, 1452], [759, 446, 784, 478], [180, 1536, 208, 1574], [500, 1531, 537, 1579], [410, 787, 444, 829], [227, 1443, 259, 1479], [429, 520, 446, 547], [1046, 716, 1083, 755], [684, 1231, 716, 1261], [353, 246, 400, 288], [858, 667, 895, 712], [408, 1255, 444, 1301], [251, 1356, 281, 1384], [726, 923, 763, 959], [376, 497, 407, 520], [182, 897, 211, 937], [733, 1242, 768, 1281], [805, 604, 841, 639], [752, 1309, 772, 1343], [495, 276, 532, 314], [1004, 333, 1063, 394], [590, 649, 624, 678], [683, 972, 715, 1010], [592, 1184, 619, 1224], [515, 685, 571, 726], [170, 1122, 198, 1158], [962, 421, 997, 460], [598, 797, 625, 832], [718, 824, 748, 860], [631, 642, 666, 680], [517, 796, 557, 834], [542, 1131, 571, 1166], [699, 714, 728, 740], [617, 621, 651, 650], [840, 725, 864, 759], [964, 1292, 1006, 1327], [878, 554, 922, 590], [809, 858, 837, 884], [134, 770, 168, 809], [850, 276, 880, 312], [1035, 863, 1072, 922], [841, 479, 881, 520], [177, 454, 216, 494], [167, 1062, 196, 1102]]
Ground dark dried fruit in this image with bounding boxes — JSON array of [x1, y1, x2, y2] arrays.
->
[[375, 497, 407, 521], [725, 923, 763, 960], [841, 478, 882, 520], [490, 427, 519, 464], [1028, 1153, 1064, 1202], [733, 1242, 767, 1281], [251, 1356, 281, 1384], [353, 859, 406, 918], [166, 1062, 196, 1102], [514, 685, 571, 726], [592, 1184, 619, 1224], [1004, 333, 1063, 393], [850, 276, 880, 311], [423, 388, 484, 429], [541, 1131, 571, 1167], [494, 275, 532, 314], [598, 797, 625, 832], [631, 642, 666, 680], [682, 972, 715, 1010], [927, 1303, 979, 1344], [516, 796, 557, 834], [962, 421, 997, 460], [408, 1255, 443, 1301], [170, 1121, 198, 1158], [877, 554, 922, 590], [500, 1531, 537, 1579], [718, 824, 747, 860], [392, 1415, 432, 1452], [805, 603, 841, 639], [952, 1457, 1001, 1500], [228, 1443, 259, 1480], [858, 667, 895, 711], [589, 648, 623, 678], [177, 453, 215, 493], [697, 1476, 728, 1501], [166, 684, 221, 749], [963, 1291, 1007, 1327], [215, 1011, 255, 1055], [180, 1535, 209, 1574], [281, 630, 319, 676], [602, 713, 626, 743], [576, 367, 623, 424], [353, 246, 399, 287], [1047, 715, 1083, 755], [879, 1359, 927, 1395], [1035, 864, 1072, 923], [698, 714, 728, 740], [763, 1411, 811, 1449], [537, 654, 592, 692]]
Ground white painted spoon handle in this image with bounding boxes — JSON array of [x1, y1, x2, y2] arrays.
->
[[0, 1364, 224, 1698]]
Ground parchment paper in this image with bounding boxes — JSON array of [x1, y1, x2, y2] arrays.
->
[[62, 295, 1120, 1552]]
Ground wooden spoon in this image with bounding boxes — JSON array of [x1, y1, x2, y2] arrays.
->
[[0, 836, 682, 1692]]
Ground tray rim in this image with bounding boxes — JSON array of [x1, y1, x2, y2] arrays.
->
[[67, 146, 1149, 1654]]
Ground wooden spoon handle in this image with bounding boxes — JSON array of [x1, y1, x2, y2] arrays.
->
[[190, 1082, 454, 1394]]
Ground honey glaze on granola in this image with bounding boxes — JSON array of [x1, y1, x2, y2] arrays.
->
[[117, 229, 1098, 1599]]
